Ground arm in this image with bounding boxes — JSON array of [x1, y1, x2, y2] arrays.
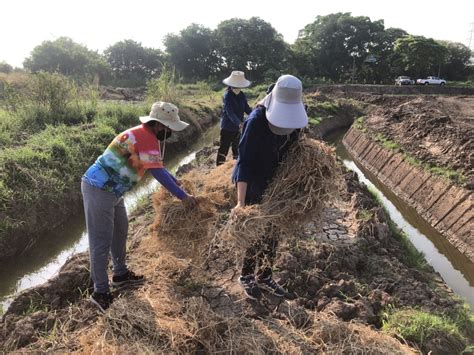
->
[[236, 181, 248, 208], [149, 168, 187, 200], [223, 93, 243, 127], [244, 96, 252, 115]]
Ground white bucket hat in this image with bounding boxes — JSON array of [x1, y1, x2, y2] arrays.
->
[[222, 71, 251, 88], [262, 75, 308, 135], [139, 102, 189, 131]]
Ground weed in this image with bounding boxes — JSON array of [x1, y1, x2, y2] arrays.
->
[[355, 209, 373, 221], [382, 308, 468, 353], [146, 64, 181, 104]]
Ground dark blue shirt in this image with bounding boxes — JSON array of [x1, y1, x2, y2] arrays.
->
[[232, 106, 298, 205], [221, 88, 252, 132]]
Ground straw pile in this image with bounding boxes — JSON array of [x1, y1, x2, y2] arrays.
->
[[226, 138, 340, 247], [152, 160, 235, 243], [153, 137, 339, 251]]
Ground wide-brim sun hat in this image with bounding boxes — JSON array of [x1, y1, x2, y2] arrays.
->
[[263, 74, 308, 135], [139, 102, 189, 131], [222, 71, 251, 88]]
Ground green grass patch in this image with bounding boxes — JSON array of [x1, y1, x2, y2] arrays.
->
[[382, 309, 470, 353], [355, 209, 373, 221], [353, 116, 367, 132], [308, 116, 323, 125]]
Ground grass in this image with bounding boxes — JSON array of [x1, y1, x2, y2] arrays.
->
[[355, 209, 373, 221], [382, 308, 471, 353], [0, 71, 220, 257]]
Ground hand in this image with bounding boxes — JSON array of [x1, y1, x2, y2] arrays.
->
[[231, 201, 245, 216], [182, 195, 197, 209]]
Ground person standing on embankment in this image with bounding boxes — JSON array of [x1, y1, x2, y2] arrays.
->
[[232, 75, 309, 299], [216, 71, 252, 166], [81, 101, 197, 312]]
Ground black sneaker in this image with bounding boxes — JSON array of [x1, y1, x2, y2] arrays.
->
[[239, 275, 262, 300], [257, 276, 286, 297], [112, 270, 145, 287], [90, 291, 114, 312]]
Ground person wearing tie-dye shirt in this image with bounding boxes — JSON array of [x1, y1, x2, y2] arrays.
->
[[81, 101, 197, 312]]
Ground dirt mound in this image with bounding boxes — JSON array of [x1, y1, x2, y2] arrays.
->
[[1, 144, 472, 353], [364, 96, 474, 185]]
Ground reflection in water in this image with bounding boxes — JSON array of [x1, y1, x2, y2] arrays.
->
[[326, 130, 474, 309], [0, 124, 220, 312]]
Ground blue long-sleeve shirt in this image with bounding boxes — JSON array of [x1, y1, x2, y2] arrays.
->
[[232, 106, 298, 205], [149, 168, 187, 200], [221, 88, 252, 132]]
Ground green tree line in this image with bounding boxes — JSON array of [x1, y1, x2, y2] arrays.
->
[[1, 13, 472, 86]]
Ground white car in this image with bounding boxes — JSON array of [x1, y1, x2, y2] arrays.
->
[[416, 76, 446, 85]]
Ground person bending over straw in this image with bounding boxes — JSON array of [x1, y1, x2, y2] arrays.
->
[[232, 75, 308, 300], [81, 101, 197, 312]]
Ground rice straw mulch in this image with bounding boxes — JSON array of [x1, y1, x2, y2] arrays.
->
[[152, 137, 341, 251], [225, 137, 341, 247]]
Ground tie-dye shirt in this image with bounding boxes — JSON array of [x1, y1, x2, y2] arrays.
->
[[83, 124, 163, 196]]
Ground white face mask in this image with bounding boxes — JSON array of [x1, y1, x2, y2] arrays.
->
[[232, 88, 241, 95]]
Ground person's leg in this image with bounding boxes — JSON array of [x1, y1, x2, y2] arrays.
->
[[81, 181, 116, 294], [239, 239, 263, 300], [216, 129, 232, 166], [256, 233, 286, 297], [231, 131, 240, 160], [110, 197, 128, 277], [256, 235, 278, 280]]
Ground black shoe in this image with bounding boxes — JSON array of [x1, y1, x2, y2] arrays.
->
[[112, 270, 145, 287], [257, 276, 286, 297], [90, 291, 114, 312], [239, 275, 262, 300]]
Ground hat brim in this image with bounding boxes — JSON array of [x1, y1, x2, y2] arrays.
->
[[266, 100, 308, 130], [222, 78, 251, 88], [139, 116, 189, 131]]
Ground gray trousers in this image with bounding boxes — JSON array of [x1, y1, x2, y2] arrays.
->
[[81, 180, 128, 293]]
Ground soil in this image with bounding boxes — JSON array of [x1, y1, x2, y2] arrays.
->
[[1, 144, 471, 353], [360, 95, 473, 186]]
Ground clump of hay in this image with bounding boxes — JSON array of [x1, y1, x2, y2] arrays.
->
[[152, 161, 235, 242], [226, 138, 340, 247]]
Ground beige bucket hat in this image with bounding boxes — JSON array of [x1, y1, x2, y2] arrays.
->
[[222, 71, 251, 88], [139, 102, 189, 131]]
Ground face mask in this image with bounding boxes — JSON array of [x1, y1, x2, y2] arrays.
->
[[156, 129, 172, 141], [232, 88, 241, 95]]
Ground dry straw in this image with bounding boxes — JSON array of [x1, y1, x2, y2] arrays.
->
[[226, 138, 340, 247], [153, 137, 340, 252]]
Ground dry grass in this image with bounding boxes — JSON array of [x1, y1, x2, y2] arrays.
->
[[225, 138, 341, 247]]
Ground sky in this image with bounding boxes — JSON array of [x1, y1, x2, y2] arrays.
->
[[1, 0, 473, 67]]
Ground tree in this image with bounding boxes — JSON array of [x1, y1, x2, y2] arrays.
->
[[360, 27, 408, 84], [104, 40, 163, 86], [294, 13, 385, 82], [164, 24, 220, 81], [23, 37, 108, 81], [0, 61, 13, 74], [439, 41, 472, 80], [214, 17, 290, 82], [394, 35, 447, 78]]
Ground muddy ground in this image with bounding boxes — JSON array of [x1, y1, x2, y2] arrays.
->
[[319, 90, 473, 187], [1, 142, 472, 354]]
